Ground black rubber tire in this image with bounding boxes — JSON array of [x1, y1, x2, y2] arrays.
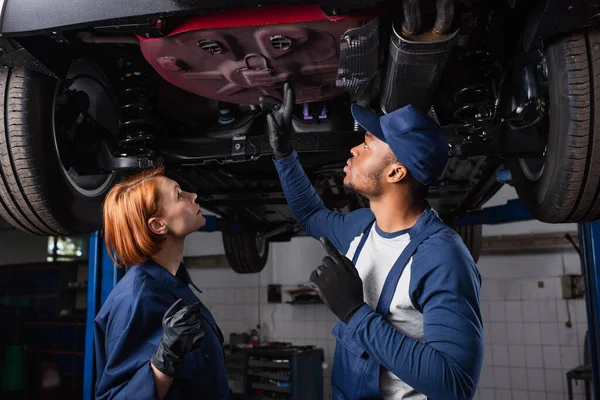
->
[[508, 30, 600, 223], [222, 231, 269, 274], [455, 224, 482, 263], [0, 67, 115, 235]]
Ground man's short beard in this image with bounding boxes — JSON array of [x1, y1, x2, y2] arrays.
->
[[343, 165, 385, 198]]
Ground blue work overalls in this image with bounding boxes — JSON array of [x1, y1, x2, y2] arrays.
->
[[330, 219, 444, 399], [94, 261, 230, 400]]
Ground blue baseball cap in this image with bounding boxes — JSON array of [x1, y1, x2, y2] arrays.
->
[[350, 104, 448, 186]]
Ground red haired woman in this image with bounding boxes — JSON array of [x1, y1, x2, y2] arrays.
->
[[93, 167, 229, 399]]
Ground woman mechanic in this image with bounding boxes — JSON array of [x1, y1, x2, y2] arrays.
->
[[93, 167, 230, 399]]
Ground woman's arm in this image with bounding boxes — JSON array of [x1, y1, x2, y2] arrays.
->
[[151, 363, 174, 400]]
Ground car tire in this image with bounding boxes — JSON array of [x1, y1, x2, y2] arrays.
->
[[455, 224, 482, 263], [508, 30, 600, 223], [222, 231, 269, 274], [0, 64, 117, 235]]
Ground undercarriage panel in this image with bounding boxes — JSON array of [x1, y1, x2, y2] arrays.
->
[[139, 11, 370, 104]]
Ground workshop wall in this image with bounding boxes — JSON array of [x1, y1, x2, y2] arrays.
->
[[475, 250, 588, 400], [184, 231, 275, 289], [184, 233, 325, 288], [474, 185, 588, 399]]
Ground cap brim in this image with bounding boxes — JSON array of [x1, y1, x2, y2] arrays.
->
[[351, 104, 386, 142]]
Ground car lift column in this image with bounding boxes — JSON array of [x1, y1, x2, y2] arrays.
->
[[83, 231, 124, 400], [578, 222, 600, 398]]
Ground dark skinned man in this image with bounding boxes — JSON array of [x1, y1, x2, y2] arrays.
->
[[261, 83, 484, 400]]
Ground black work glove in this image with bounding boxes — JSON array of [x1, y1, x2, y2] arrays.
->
[[309, 237, 365, 324], [259, 82, 295, 159], [151, 299, 205, 377]]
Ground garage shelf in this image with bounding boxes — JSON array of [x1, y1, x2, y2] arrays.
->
[[248, 359, 290, 369], [248, 370, 291, 381], [225, 345, 323, 400], [0, 259, 88, 389]]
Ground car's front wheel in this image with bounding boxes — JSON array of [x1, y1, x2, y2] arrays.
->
[[508, 30, 600, 223], [0, 62, 117, 235]]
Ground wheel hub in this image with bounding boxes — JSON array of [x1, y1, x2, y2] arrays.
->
[[511, 51, 550, 182], [52, 60, 117, 197]]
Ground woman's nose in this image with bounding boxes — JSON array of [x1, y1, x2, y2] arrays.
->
[[191, 192, 198, 203]]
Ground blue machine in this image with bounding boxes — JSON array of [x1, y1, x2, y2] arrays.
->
[[83, 207, 600, 399]]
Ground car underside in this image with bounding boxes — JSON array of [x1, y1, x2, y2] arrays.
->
[[0, 0, 598, 272]]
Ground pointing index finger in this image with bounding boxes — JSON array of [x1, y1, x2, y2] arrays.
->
[[319, 237, 346, 266]]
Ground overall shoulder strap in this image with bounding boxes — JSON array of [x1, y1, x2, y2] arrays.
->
[[375, 222, 445, 317], [351, 219, 376, 264]]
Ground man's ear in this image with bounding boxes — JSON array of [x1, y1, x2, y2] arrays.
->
[[387, 163, 408, 184], [148, 217, 167, 236]]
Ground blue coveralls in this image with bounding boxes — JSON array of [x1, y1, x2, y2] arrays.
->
[[331, 219, 445, 399], [94, 261, 230, 400], [273, 151, 484, 400]]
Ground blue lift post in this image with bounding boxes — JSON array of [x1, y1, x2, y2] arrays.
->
[[578, 222, 600, 399], [83, 232, 124, 400]]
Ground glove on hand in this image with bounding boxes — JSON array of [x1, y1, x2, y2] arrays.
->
[[259, 82, 295, 159], [309, 237, 365, 323], [151, 299, 205, 377]]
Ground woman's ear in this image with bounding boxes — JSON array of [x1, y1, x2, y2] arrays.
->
[[148, 217, 168, 236], [387, 163, 408, 184]]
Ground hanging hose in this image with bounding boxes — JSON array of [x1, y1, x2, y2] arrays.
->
[[402, 0, 422, 36], [433, 0, 455, 35]]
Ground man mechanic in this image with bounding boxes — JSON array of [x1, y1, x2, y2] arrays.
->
[[261, 84, 484, 400]]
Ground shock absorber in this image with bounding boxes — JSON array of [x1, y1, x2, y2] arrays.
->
[[451, 51, 503, 140], [117, 63, 156, 155]]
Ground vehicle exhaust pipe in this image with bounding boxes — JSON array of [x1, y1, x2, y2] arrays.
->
[[433, 0, 455, 35], [402, 0, 422, 36], [380, 0, 457, 114]]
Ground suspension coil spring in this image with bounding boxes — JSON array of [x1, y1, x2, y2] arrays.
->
[[451, 51, 503, 139], [118, 68, 156, 155]]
